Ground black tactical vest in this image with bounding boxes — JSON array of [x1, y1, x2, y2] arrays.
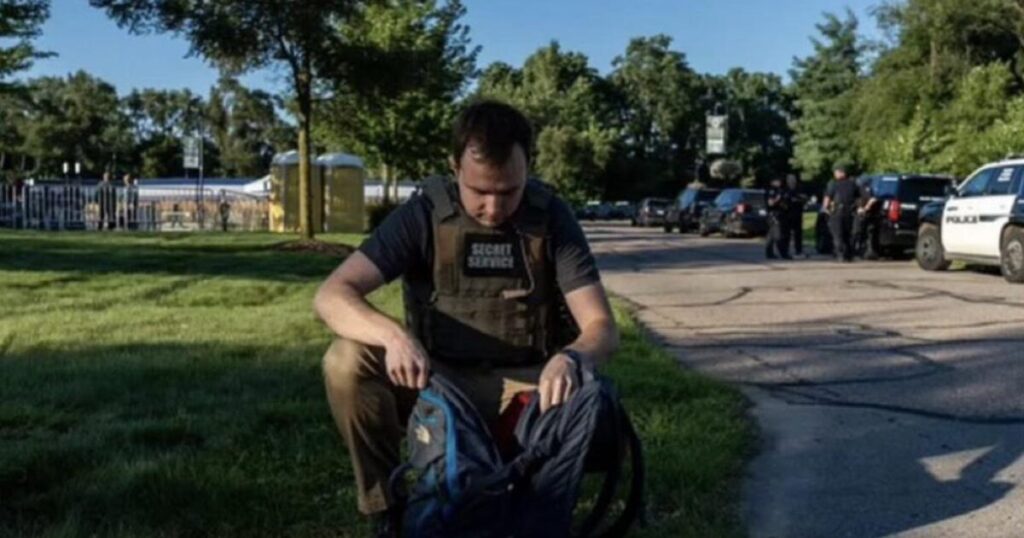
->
[[404, 176, 562, 367]]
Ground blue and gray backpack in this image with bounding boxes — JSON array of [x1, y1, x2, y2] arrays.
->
[[389, 371, 644, 538]]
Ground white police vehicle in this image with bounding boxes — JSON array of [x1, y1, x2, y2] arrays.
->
[[916, 156, 1024, 283]]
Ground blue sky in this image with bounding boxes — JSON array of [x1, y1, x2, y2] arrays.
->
[[21, 1, 883, 97]]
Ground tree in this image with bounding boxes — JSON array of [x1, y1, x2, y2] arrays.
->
[[19, 71, 135, 177], [789, 10, 863, 183], [316, 0, 477, 202], [478, 42, 619, 202], [0, 0, 50, 92], [609, 35, 703, 195], [208, 76, 294, 177], [92, 0, 361, 239], [123, 88, 207, 177], [700, 69, 794, 185]]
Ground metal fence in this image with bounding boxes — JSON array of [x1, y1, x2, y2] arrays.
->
[[0, 184, 269, 232]]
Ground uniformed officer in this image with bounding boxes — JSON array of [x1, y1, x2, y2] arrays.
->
[[853, 177, 881, 259], [822, 164, 862, 262], [313, 100, 620, 536], [765, 177, 791, 259], [786, 174, 808, 257]]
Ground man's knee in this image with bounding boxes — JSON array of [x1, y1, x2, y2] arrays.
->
[[322, 338, 383, 400]]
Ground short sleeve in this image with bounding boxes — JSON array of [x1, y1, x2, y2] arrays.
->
[[548, 197, 601, 294], [357, 194, 432, 283], [825, 181, 836, 198]]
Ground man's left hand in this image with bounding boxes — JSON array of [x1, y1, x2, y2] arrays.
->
[[538, 353, 580, 413]]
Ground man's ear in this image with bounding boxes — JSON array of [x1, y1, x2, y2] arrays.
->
[[448, 156, 458, 176]]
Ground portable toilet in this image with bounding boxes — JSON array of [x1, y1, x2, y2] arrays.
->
[[316, 153, 365, 233], [269, 150, 323, 233]]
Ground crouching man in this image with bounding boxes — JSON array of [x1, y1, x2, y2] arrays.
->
[[312, 100, 619, 537]]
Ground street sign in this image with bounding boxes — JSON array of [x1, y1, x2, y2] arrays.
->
[[706, 114, 727, 155], [183, 136, 202, 169]]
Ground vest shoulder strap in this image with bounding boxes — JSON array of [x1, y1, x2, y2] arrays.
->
[[421, 176, 457, 222]]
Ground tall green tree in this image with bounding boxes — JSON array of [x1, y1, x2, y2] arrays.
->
[[700, 69, 794, 185], [789, 10, 863, 183], [608, 35, 702, 195], [0, 0, 50, 92], [317, 0, 476, 203], [123, 88, 207, 177], [208, 76, 294, 177], [19, 71, 135, 177], [92, 0, 361, 239], [478, 42, 619, 202]]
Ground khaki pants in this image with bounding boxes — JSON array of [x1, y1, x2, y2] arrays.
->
[[321, 338, 545, 514]]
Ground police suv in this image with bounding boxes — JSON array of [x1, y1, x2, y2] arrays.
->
[[916, 157, 1024, 283]]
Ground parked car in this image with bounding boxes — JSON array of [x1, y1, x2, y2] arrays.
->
[[916, 157, 1024, 283], [665, 186, 721, 233], [633, 197, 671, 227], [698, 189, 769, 237], [607, 200, 635, 220], [577, 200, 612, 220], [863, 173, 955, 257]]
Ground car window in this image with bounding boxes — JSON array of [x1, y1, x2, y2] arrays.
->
[[715, 191, 737, 207], [959, 168, 997, 197], [985, 167, 1019, 196], [1014, 169, 1024, 196], [742, 191, 766, 207], [697, 190, 720, 202], [901, 177, 952, 202], [871, 176, 899, 198], [679, 190, 695, 206]]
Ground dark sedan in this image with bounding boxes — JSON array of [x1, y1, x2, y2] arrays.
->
[[698, 188, 769, 237], [665, 186, 720, 233]]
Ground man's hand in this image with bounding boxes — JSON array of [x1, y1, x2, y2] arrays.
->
[[538, 352, 584, 413], [384, 332, 431, 390]]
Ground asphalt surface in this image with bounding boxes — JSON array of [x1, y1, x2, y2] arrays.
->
[[586, 222, 1024, 538]]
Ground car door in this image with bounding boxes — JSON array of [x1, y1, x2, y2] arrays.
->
[[943, 167, 995, 255], [975, 166, 1023, 257]]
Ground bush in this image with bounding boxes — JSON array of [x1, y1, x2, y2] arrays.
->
[[366, 200, 400, 231]]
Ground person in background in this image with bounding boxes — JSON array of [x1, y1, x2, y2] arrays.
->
[[786, 174, 808, 258]]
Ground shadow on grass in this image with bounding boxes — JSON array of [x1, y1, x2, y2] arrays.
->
[[0, 341, 371, 538], [0, 232, 349, 282]]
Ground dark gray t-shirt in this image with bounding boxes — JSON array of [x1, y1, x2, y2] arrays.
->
[[359, 186, 601, 297]]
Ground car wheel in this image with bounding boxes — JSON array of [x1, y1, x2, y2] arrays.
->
[[1000, 226, 1024, 283], [663, 223, 673, 233], [916, 223, 950, 272], [698, 222, 711, 237]]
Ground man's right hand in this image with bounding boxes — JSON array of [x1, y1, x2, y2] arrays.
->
[[384, 331, 431, 389]]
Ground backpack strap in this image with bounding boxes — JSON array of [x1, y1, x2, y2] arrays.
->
[[579, 407, 646, 538]]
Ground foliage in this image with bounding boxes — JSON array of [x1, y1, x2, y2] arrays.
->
[[789, 10, 864, 184], [316, 0, 477, 202], [90, 0, 362, 239], [0, 0, 50, 92]]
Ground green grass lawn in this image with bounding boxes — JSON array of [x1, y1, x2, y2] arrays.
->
[[0, 231, 751, 538]]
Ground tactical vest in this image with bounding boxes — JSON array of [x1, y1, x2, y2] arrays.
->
[[405, 176, 561, 367]]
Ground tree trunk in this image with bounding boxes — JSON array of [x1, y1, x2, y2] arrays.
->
[[297, 71, 315, 240], [382, 164, 392, 205]]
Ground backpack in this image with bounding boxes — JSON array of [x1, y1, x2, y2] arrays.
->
[[389, 371, 645, 538]]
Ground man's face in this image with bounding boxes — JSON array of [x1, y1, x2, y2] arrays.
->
[[786, 176, 798, 189], [454, 142, 527, 228], [834, 169, 847, 181]]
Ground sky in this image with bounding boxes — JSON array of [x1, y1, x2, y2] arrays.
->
[[20, 0, 885, 97]]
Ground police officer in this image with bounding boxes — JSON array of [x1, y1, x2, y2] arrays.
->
[[313, 101, 619, 537], [853, 177, 881, 259], [786, 174, 808, 257], [765, 177, 791, 259], [822, 164, 862, 262]]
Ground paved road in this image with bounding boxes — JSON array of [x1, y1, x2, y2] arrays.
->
[[586, 223, 1024, 538]]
